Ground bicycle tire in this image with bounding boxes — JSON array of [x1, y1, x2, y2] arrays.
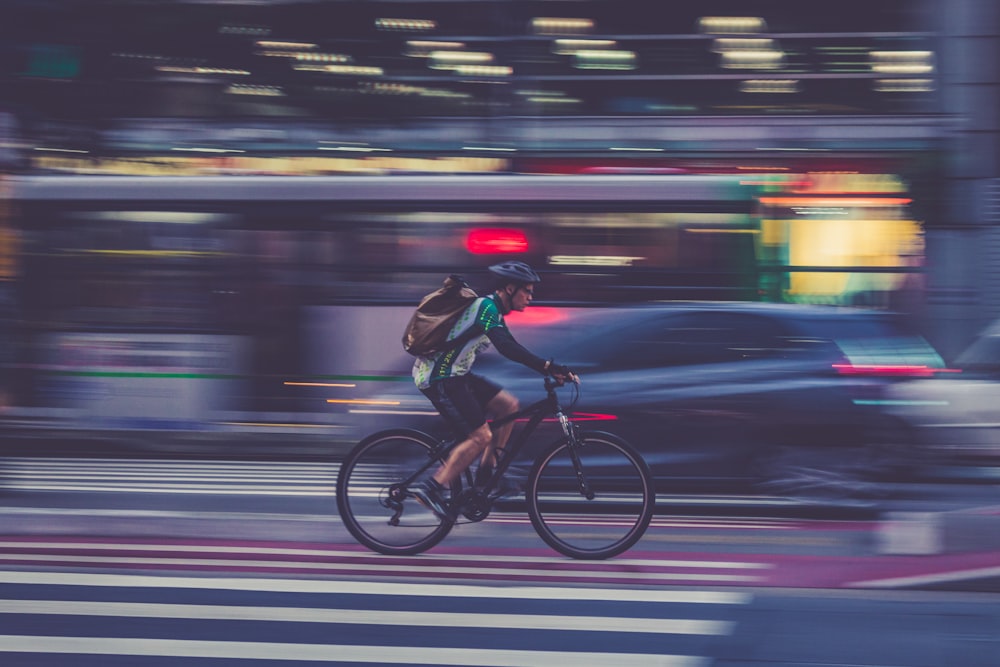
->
[[526, 430, 654, 560], [336, 428, 457, 556]]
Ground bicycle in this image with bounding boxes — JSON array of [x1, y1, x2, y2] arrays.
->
[[335, 375, 655, 560]]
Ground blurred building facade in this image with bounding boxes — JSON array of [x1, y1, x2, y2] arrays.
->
[[0, 0, 997, 362]]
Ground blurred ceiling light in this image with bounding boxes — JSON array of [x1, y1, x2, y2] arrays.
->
[[294, 53, 352, 63], [875, 78, 934, 92], [157, 66, 251, 76], [552, 38, 616, 55], [375, 18, 436, 32], [526, 96, 580, 104], [869, 50, 935, 74], [365, 82, 425, 95], [256, 40, 316, 50], [698, 16, 767, 34], [573, 50, 637, 70], [405, 40, 465, 57], [549, 255, 644, 267], [532, 17, 594, 35], [451, 64, 512, 77], [295, 64, 384, 76], [609, 147, 664, 152], [226, 84, 284, 96], [712, 38, 775, 53], [871, 63, 935, 74], [73, 211, 233, 224], [257, 50, 302, 58], [721, 50, 785, 69], [429, 51, 495, 69], [259, 50, 351, 62], [740, 79, 800, 93]]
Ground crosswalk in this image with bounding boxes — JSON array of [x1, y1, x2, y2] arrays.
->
[[0, 570, 749, 665]]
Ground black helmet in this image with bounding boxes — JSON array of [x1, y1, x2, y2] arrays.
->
[[488, 260, 541, 285]]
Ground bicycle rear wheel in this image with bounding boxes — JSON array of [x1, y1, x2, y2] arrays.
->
[[526, 430, 654, 560], [336, 429, 456, 556]]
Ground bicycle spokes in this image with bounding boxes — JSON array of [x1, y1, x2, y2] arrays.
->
[[527, 432, 654, 560], [336, 430, 456, 555]]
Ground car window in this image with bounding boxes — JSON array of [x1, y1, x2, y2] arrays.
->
[[789, 314, 945, 367]]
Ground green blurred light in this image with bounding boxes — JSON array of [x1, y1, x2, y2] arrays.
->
[[23, 44, 80, 79]]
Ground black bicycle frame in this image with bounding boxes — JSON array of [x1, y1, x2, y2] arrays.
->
[[402, 377, 575, 495]]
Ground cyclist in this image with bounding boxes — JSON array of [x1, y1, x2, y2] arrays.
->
[[410, 260, 575, 517]]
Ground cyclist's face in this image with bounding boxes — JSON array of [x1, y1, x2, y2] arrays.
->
[[508, 284, 534, 311]]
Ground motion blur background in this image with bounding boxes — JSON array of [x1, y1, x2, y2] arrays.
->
[[0, 0, 997, 443]]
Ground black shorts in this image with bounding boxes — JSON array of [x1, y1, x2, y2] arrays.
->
[[421, 373, 503, 441]]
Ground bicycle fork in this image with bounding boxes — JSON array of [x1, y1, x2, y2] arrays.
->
[[558, 411, 595, 500]]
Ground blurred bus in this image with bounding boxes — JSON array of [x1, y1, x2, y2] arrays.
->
[[3, 173, 925, 422]]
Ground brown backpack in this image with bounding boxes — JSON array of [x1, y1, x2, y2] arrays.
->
[[402, 275, 479, 356]]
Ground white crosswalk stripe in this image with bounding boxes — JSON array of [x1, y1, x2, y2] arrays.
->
[[0, 571, 748, 666]]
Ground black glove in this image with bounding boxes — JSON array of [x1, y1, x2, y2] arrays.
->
[[547, 360, 571, 377]]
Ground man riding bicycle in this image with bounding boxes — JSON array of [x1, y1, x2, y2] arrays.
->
[[410, 260, 576, 517]]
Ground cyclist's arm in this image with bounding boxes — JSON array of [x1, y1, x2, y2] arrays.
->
[[485, 326, 547, 374]]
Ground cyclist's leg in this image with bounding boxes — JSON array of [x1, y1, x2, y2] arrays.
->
[[471, 375, 518, 468], [421, 376, 493, 487], [435, 423, 491, 484]]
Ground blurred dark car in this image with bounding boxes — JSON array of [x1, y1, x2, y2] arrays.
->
[[883, 316, 1000, 467], [365, 302, 947, 500]]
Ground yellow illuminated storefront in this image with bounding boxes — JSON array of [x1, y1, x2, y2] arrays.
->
[[757, 173, 925, 307]]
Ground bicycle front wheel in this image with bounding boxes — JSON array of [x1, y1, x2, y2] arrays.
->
[[336, 429, 455, 556], [526, 430, 654, 560]]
